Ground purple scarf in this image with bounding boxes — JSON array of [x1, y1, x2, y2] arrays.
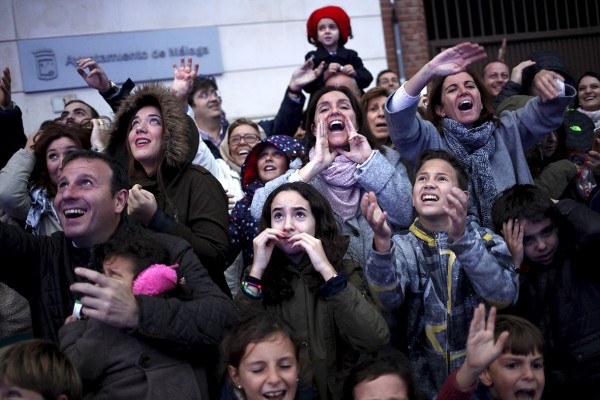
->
[[310, 148, 359, 221]]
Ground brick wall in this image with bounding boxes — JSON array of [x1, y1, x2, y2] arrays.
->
[[379, 0, 430, 81]]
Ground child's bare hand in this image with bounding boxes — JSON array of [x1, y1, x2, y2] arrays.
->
[[287, 232, 336, 280], [444, 187, 468, 243], [341, 64, 356, 77], [428, 42, 487, 77], [455, 304, 509, 389], [361, 192, 392, 252], [502, 219, 524, 269]]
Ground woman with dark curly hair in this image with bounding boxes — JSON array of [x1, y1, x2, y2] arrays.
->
[[235, 182, 388, 400], [0, 122, 91, 235]]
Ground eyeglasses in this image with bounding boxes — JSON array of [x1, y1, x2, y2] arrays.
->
[[198, 90, 221, 100], [229, 134, 260, 145]]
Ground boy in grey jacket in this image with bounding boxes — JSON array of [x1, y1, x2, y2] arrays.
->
[[361, 149, 518, 399]]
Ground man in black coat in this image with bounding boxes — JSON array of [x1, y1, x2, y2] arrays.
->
[[0, 150, 238, 396]]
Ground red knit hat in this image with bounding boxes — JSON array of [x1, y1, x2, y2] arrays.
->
[[307, 5, 352, 46]]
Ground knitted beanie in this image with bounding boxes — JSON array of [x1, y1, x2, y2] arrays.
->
[[307, 6, 352, 45]]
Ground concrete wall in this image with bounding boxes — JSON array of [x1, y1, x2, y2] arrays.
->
[[0, 0, 387, 135]]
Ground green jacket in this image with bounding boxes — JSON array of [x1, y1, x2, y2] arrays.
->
[[235, 255, 389, 400]]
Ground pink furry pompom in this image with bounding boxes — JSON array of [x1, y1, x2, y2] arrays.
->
[[132, 263, 179, 296]]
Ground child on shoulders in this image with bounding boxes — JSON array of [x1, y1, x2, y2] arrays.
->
[[303, 5, 373, 94]]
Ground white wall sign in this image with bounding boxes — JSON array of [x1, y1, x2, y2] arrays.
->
[[17, 26, 223, 93]]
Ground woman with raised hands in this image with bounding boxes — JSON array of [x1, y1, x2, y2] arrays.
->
[[250, 85, 413, 264], [385, 41, 576, 229]]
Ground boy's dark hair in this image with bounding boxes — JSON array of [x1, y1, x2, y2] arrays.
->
[[30, 121, 92, 196], [495, 314, 544, 356], [97, 237, 171, 279], [481, 60, 508, 77], [343, 350, 424, 400], [0, 339, 82, 400], [491, 184, 555, 233], [376, 69, 396, 85], [221, 311, 299, 369], [414, 149, 469, 191], [62, 150, 130, 196], [428, 69, 494, 130], [187, 77, 218, 107], [63, 99, 100, 119]]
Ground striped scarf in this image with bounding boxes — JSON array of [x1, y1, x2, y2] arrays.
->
[[442, 119, 497, 229]]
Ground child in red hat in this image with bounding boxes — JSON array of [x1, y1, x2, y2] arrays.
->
[[304, 5, 373, 94]]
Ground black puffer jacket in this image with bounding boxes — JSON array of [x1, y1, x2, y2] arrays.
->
[[107, 83, 231, 295]]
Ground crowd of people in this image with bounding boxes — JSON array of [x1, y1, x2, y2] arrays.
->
[[1, 4, 600, 400]]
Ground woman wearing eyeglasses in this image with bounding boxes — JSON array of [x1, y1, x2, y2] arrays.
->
[[106, 82, 231, 296]]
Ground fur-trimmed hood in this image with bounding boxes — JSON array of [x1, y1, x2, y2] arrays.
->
[[107, 83, 199, 174]]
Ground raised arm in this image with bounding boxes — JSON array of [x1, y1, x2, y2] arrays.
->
[[260, 58, 325, 137], [404, 42, 486, 97], [76, 58, 135, 111], [452, 220, 518, 308], [0, 67, 27, 168], [438, 304, 509, 399], [171, 57, 199, 109], [0, 134, 38, 221]]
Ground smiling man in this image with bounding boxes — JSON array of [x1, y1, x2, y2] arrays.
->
[[0, 150, 238, 396]]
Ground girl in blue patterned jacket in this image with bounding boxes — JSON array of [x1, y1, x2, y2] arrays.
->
[[361, 149, 518, 399]]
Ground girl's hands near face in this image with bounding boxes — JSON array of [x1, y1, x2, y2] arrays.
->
[[339, 115, 372, 164], [250, 228, 285, 279], [287, 232, 337, 281], [444, 187, 468, 243]]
